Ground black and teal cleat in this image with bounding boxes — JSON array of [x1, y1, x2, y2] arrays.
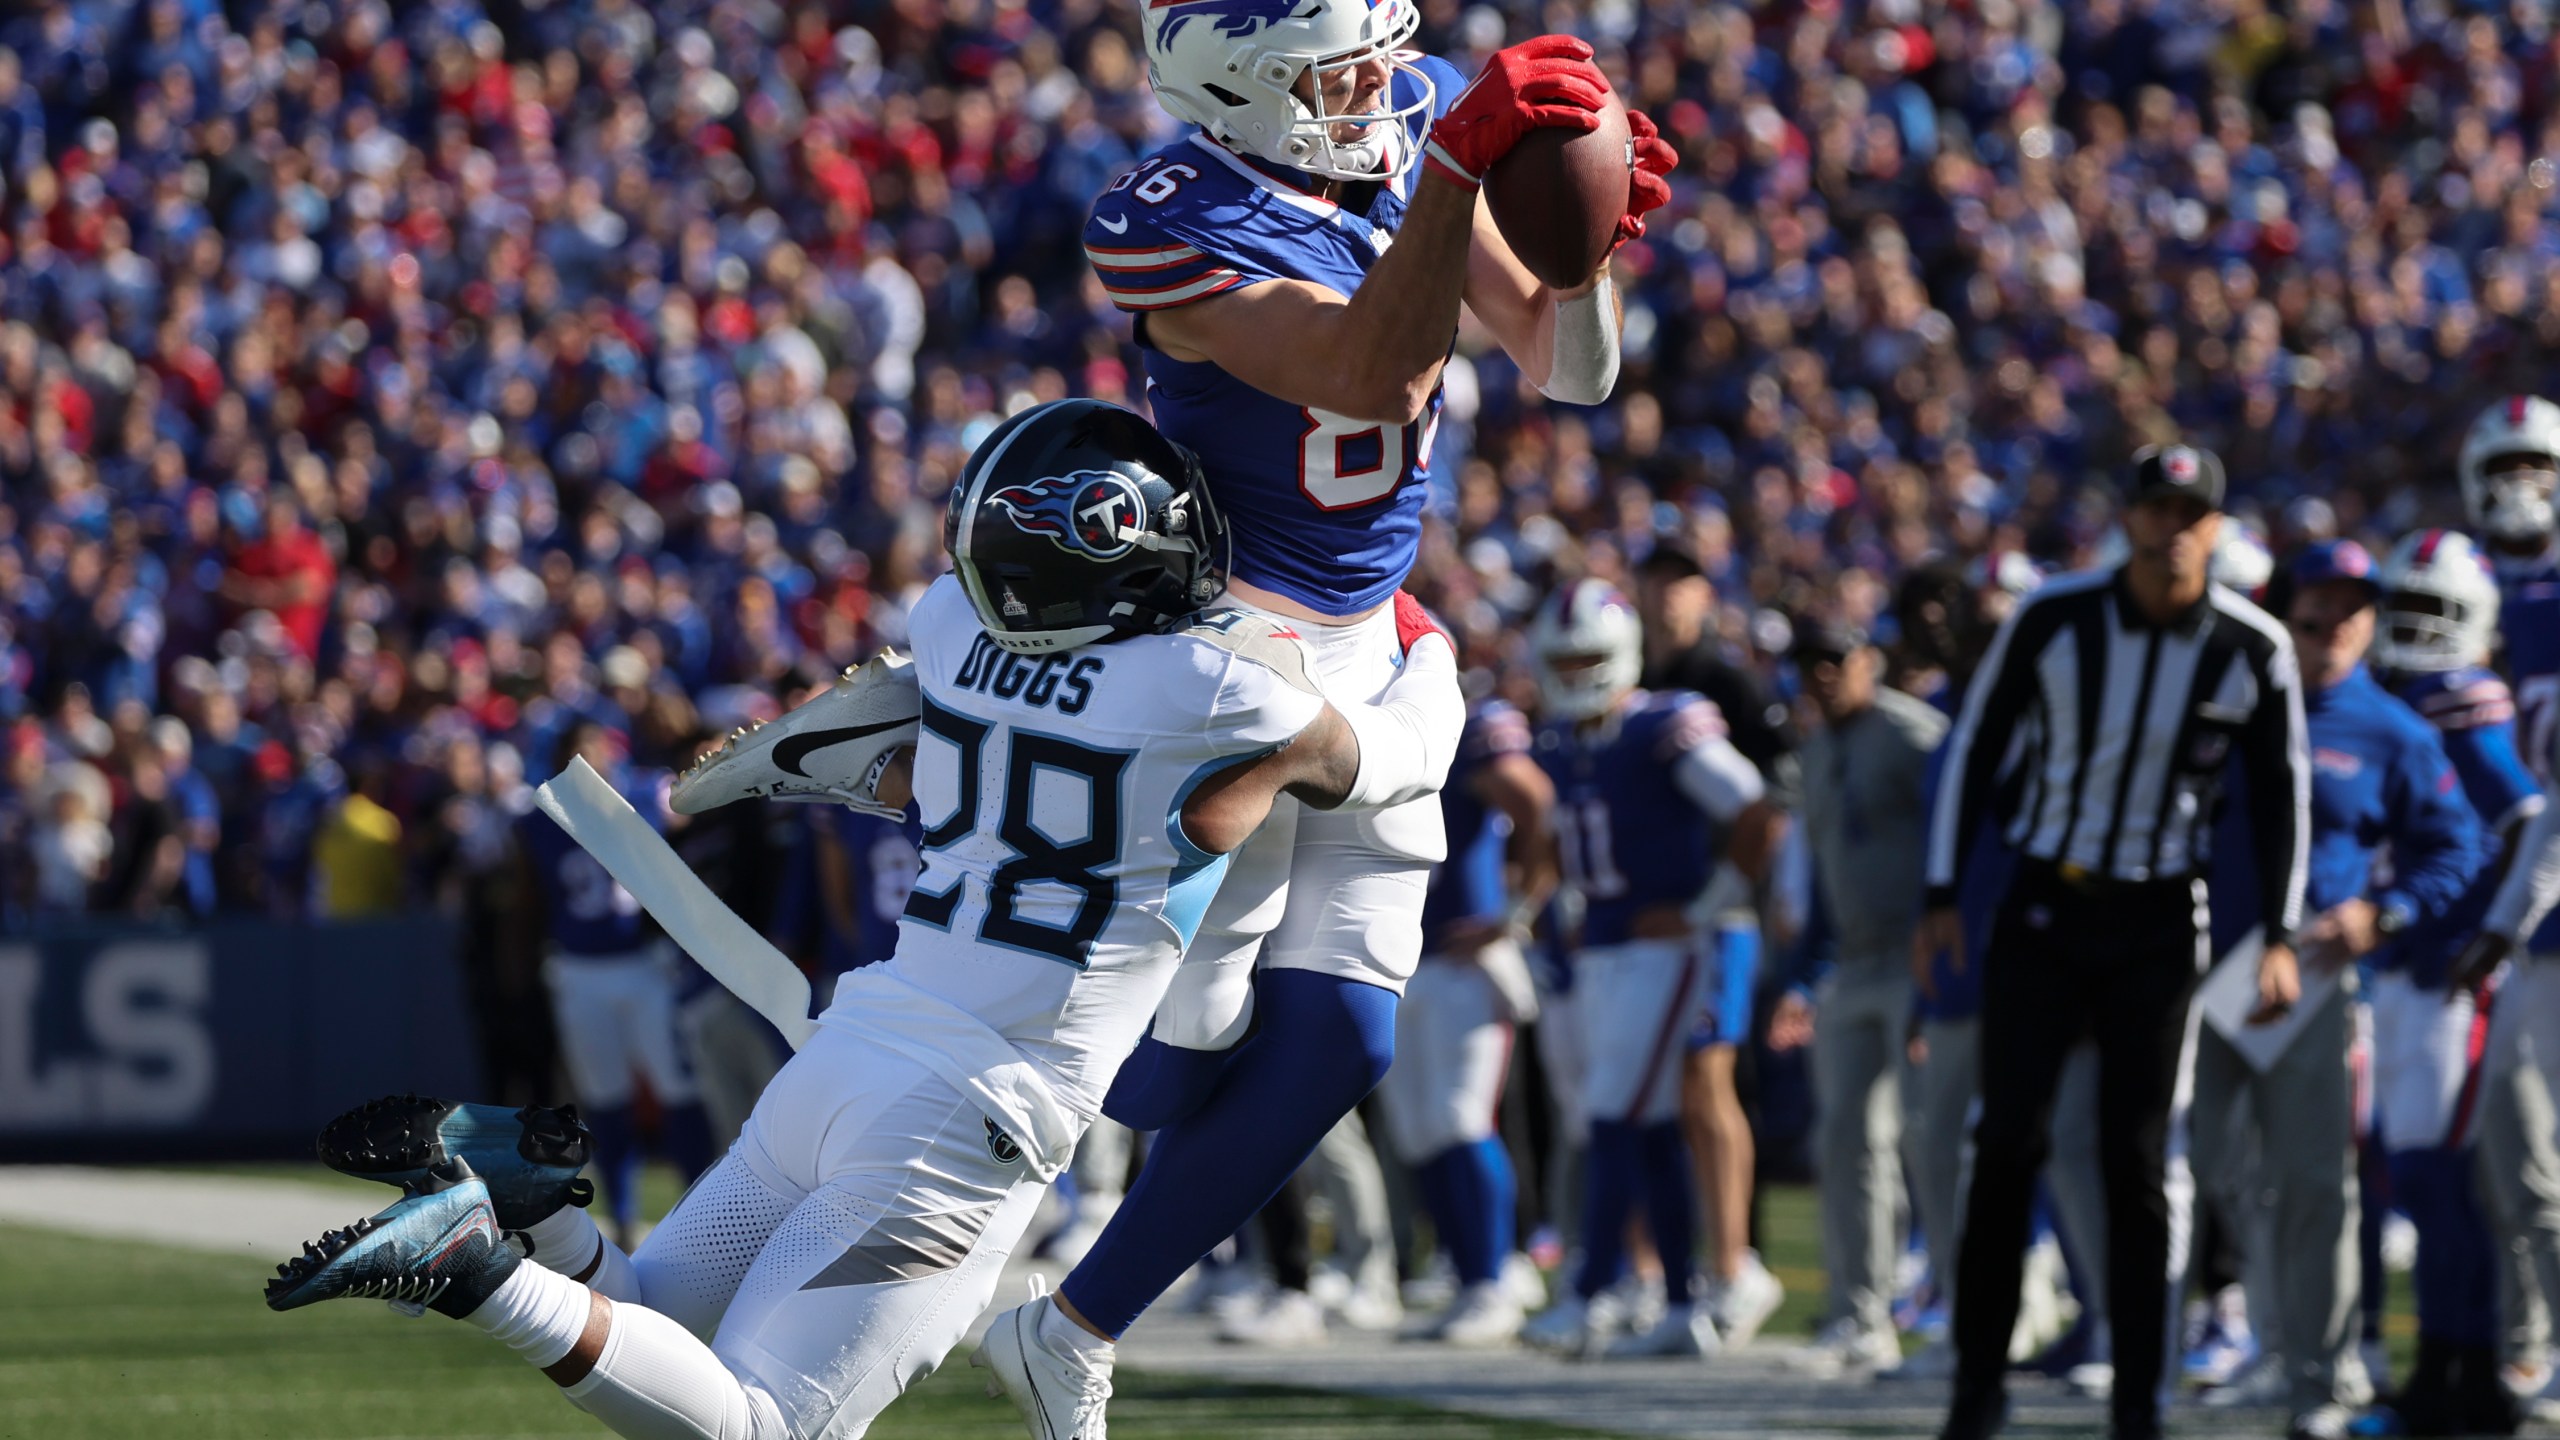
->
[[316, 1094, 595, 1231], [264, 1159, 519, 1318]]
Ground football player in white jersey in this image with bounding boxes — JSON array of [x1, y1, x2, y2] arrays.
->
[[262, 401, 1462, 1440]]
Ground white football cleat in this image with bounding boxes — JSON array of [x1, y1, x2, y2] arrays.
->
[[1709, 1252, 1784, 1346], [974, 1281, 1115, 1440], [1604, 1302, 1721, 1359], [1216, 1287, 1328, 1347], [1434, 1281, 1526, 1348], [1522, 1290, 1627, 1358], [670, 650, 919, 816], [1784, 1317, 1902, 1376]]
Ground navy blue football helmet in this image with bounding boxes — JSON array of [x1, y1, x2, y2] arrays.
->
[[947, 399, 1229, 654]]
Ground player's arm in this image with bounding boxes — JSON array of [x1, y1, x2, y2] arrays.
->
[[1459, 189, 1622, 404], [1179, 705, 1366, 855], [1482, 750, 1561, 918], [1673, 727, 1781, 887], [1143, 38, 1611, 425], [1459, 107, 1674, 404]]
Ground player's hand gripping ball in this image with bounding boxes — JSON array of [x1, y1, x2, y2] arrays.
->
[[1422, 35, 1609, 191]]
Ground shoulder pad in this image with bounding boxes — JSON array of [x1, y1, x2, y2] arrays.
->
[[1651, 693, 1730, 758], [1177, 610, 1322, 696]]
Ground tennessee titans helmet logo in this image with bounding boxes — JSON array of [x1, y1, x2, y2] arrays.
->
[[985, 470, 1148, 562]]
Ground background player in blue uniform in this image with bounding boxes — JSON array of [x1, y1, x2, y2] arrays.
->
[[1050, 0, 1682, 1361], [1519, 581, 1783, 1358], [814, 805, 921, 990], [2362, 529, 2538, 1435], [515, 720, 714, 1243], [2188, 542, 2481, 1439], [2449, 396, 2560, 1405], [1376, 691, 1555, 1346]]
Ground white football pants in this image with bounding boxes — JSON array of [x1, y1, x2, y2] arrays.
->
[[534, 1028, 1050, 1440]]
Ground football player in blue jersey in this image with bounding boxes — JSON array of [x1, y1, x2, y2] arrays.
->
[[2450, 395, 2560, 1407], [1025, 0, 1681, 1377], [516, 721, 716, 1244], [2460, 396, 2560, 599], [2356, 530, 2537, 1436], [1375, 685, 1557, 1346], [814, 804, 922, 989], [1517, 580, 1784, 1358]]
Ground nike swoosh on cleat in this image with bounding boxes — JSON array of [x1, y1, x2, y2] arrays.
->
[[774, 719, 911, 778], [1096, 214, 1128, 234]]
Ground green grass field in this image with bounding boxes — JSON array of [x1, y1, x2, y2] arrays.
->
[[0, 1168, 2422, 1438], [0, 1218, 1628, 1440]]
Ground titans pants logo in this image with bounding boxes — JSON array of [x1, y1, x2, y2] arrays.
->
[[986, 471, 1146, 561]]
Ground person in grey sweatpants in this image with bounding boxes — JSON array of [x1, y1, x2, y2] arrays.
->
[[1781, 621, 1947, 1374], [2477, 965, 2560, 1391]]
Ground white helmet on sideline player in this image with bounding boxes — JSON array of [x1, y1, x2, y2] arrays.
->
[[2460, 395, 2560, 544], [1144, 0, 1436, 183], [2210, 522, 2273, 598], [2373, 529, 2500, 674], [1530, 579, 1643, 721]]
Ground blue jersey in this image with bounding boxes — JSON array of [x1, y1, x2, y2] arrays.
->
[[824, 807, 922, 976], [2385, 666, 2542, 984], [2206, 666, 2480, 960], [1534, 692, 1758, 948], [1082, 57, 1464, 616], [516, 779, 661, 957], [1422, 699, 1533, 955]]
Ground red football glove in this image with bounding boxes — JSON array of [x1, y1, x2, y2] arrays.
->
[[1422, 36, 1609, 191], [1393, 590, 1450, 658], [1613, 108, 1678, 250]]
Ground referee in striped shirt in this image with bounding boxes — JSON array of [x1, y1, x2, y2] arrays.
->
[[1917, 444, 2312, 1440]]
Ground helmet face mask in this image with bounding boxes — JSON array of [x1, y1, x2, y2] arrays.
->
[[949, 401, 1229, 655], [2460, 397, 2560, 545], [2371, 529, 2499, 674], [1530, 581, 1644, 721], [1146, 0, 1436, 184]]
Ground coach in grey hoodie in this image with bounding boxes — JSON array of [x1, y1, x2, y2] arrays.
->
[[1784, 619, 1949, 1373]]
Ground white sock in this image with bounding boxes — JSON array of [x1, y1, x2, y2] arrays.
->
[[521, 1206, 607, 1278], [463, 1261, 594, 1368], [561, 1300, 789, 1440], [1039, 1297, 1116, 1358]]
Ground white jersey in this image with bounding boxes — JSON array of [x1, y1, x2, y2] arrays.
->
[[820, 575, 1324, 1151]]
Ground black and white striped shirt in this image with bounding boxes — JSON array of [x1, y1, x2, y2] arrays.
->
[[1922, 567, 2311, 945]]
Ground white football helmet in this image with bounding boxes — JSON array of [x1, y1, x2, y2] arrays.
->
[[1531, 579, 1643, 721], [1144, 0, 1436, 183], [2373, 529, 2500, 674], [2210, 522, 2273, 597], [2460, 395, 2560, 544]]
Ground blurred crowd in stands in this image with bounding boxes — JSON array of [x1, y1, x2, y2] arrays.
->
[[5, 0, 2560, 946]]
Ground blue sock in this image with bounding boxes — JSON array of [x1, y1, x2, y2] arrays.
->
[[586, 1103, 639, 1234], [658, 1101, 713, 1181], [1575, 1120, 1644, 1300], [1462, 1136, 1515, 1285], [1102, 1036, 1241, 1131], [1062, 971, 1396, 1336], [1416, 1147, 1471, 1278], [1639, 1121, 1698, 1304]]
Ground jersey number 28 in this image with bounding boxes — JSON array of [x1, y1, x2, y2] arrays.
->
[[905, 697, 1127, 967]]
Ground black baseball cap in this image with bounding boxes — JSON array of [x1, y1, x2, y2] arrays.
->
[[2127, 443, 2227, 511]]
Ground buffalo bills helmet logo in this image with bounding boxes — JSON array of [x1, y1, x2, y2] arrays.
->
[[2165, 448, 2199, 483], [985, 471, 1147, 561]]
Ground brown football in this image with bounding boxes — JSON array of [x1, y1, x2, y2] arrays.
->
[[1485, 88, 1633, 290]]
